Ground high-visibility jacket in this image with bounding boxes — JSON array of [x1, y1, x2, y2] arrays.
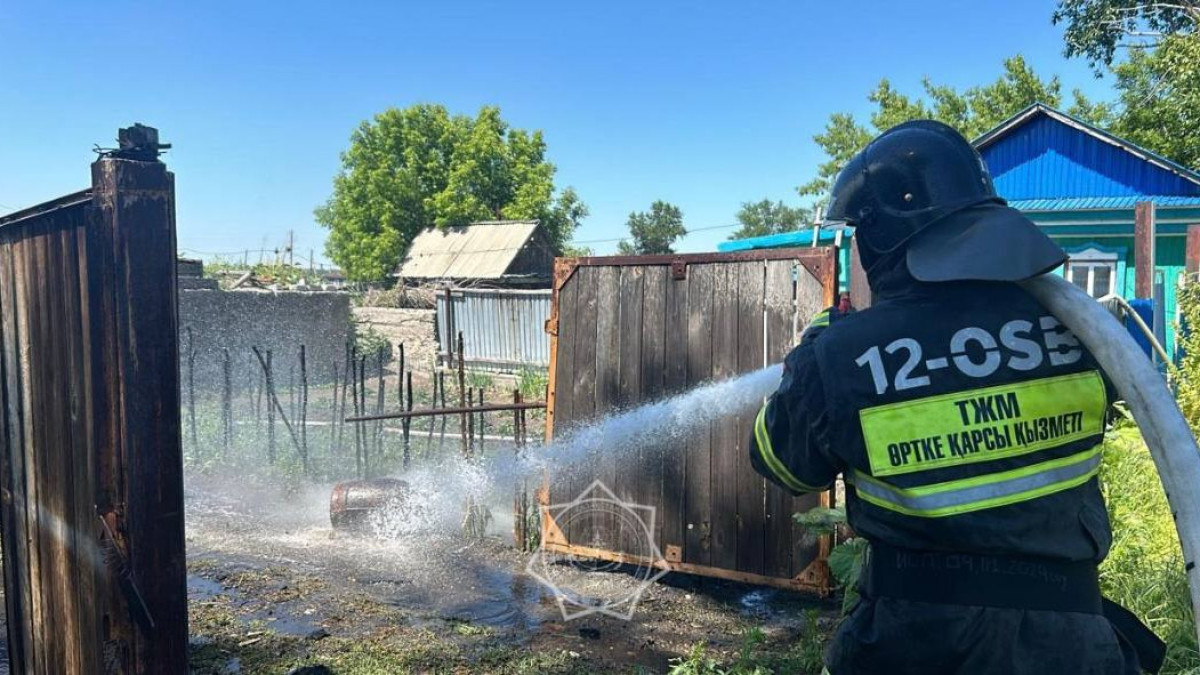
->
[[750, 279, 1145, 674]]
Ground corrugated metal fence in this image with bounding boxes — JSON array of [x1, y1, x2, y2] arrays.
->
[[436, 288, 551, 371], [0, 138, 187, 674]]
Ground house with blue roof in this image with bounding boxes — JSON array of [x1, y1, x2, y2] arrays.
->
[[719, 102, 1200, 357]]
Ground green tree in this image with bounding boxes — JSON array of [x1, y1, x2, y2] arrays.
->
[[617, 201, 686, 255], [316, 104, 586, 281], [799, 56, 1108, 198], [1111, 35, 1200, 170], [1051, 1, 1199, 170], [729, 199, 809, 239], [1053, 0, 1197, 69]]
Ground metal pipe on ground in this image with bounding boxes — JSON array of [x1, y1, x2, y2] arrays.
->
[[1020, 273, 1200, 647]]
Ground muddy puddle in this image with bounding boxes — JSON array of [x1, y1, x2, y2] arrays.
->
[[185, 470, 558, 633]]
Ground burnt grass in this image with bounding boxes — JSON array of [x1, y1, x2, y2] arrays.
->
[[185, 553, 836, 674]]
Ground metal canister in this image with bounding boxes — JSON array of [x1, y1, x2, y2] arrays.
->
[[329, 477, 411, 533]]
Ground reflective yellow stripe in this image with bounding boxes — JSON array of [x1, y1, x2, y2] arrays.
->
[[850, 447, 1101, 518], [808, 309, 830, 328], [859, 371, 1107, 477], [754, 402, 825, 493]]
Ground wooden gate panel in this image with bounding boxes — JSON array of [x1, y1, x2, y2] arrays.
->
[[614, 267, 644, 526], [640, 266, 668, 542], [590, 266, 620, 542], [709, 264, 739, 572], [554, 267, 583, 540], [0, 142, 188, 674], [683, 263, 715, 566], [544, 249, 838, 593], [660, 273, 689, 557], [735, 261, 767, 576], [763, 259, 797, 579]]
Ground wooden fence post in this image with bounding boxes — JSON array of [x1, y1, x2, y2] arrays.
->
[[1186, 224, 1200, 277], [87, 129, 188, 673], [1135, 201, 1156, 299]]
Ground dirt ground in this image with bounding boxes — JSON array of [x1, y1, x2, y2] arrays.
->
[[183, 472, 839, 674]]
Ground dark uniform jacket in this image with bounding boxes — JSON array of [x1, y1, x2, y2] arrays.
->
[[750, 277, 1143, 674]]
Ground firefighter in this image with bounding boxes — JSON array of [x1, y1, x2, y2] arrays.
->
[[749, 120, 1165, 674]]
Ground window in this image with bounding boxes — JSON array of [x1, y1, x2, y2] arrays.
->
[[1065, 247, 1118, 299]]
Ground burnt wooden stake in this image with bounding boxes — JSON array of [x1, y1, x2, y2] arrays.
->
[[300, 344, 309, 476], [438, 371, 448, 454], [251, 347, 306, 467], [403, 370, 413, 468], [444, 287, 455, 367], [397, 342, 405, 408], [426, 368, 437, 451], [186, 326, 197, 452], [351, 353, 362, 477], [336, 341, 351, 455], [254, 351, 264, 426], [222, 347, 233, 456], [513, 389, 530, 551], [289, 362, 296, 422], [266, 349, 276, 463], [467, 386, 475, 456], [375, 347, 386, 466], [457, 331, 467, 457], [472, 384, 482, 451], [358, 354, 367, 477], [329, 360, 340, 457]]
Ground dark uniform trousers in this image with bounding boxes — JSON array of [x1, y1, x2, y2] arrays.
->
[[750, 281, 1157, 674]]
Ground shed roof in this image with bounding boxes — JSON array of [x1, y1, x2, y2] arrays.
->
[[396, 220, 542, 280], [973, 103, 1200, 204]]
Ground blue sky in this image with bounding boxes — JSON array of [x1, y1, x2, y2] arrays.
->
[[0, 0, 1113, 262]]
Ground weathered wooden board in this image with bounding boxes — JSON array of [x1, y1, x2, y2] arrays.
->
[[543, 249, 838, 591], [0, 154, 188, 674], [683, 263, 715, 566], [734, 261, 766, 576]]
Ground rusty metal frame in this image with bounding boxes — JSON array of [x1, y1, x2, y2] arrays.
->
[[536, 485, 833, 594], [540, 247, 839, 595]]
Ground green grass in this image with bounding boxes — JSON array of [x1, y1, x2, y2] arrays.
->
[[667, 614, 827, 675], [1099, 426, 1199, 674]]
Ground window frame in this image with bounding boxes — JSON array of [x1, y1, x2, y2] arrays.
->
[[1065, 247, 1119, 299]]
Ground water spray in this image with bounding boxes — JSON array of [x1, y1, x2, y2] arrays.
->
[[329, 364, 785, 536]]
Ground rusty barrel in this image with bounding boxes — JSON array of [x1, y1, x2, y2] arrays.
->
[[329, 477, 411, 533]]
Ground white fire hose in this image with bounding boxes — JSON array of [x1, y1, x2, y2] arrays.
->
[[1019, 273, 1200, 646]]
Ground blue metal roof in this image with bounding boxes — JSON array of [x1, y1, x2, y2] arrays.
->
[[975, 104, 1200, 203], [1007, 196, 1200, 211], [717, 228, 842, 252]]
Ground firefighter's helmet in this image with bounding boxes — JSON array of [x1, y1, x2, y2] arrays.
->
[[825, 120, 1066, 282]]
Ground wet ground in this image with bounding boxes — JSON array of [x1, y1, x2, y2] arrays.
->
[[184, 470, 838, 674]]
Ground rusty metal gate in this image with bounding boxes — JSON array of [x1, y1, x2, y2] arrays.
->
[[0, 129, 187, 673], [541, 249, 838, 593]]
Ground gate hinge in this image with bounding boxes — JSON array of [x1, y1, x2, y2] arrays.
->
[[671, 260, 688, 280]]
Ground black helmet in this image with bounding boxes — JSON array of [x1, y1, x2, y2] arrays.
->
[[825, 120, 1066, 283]]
